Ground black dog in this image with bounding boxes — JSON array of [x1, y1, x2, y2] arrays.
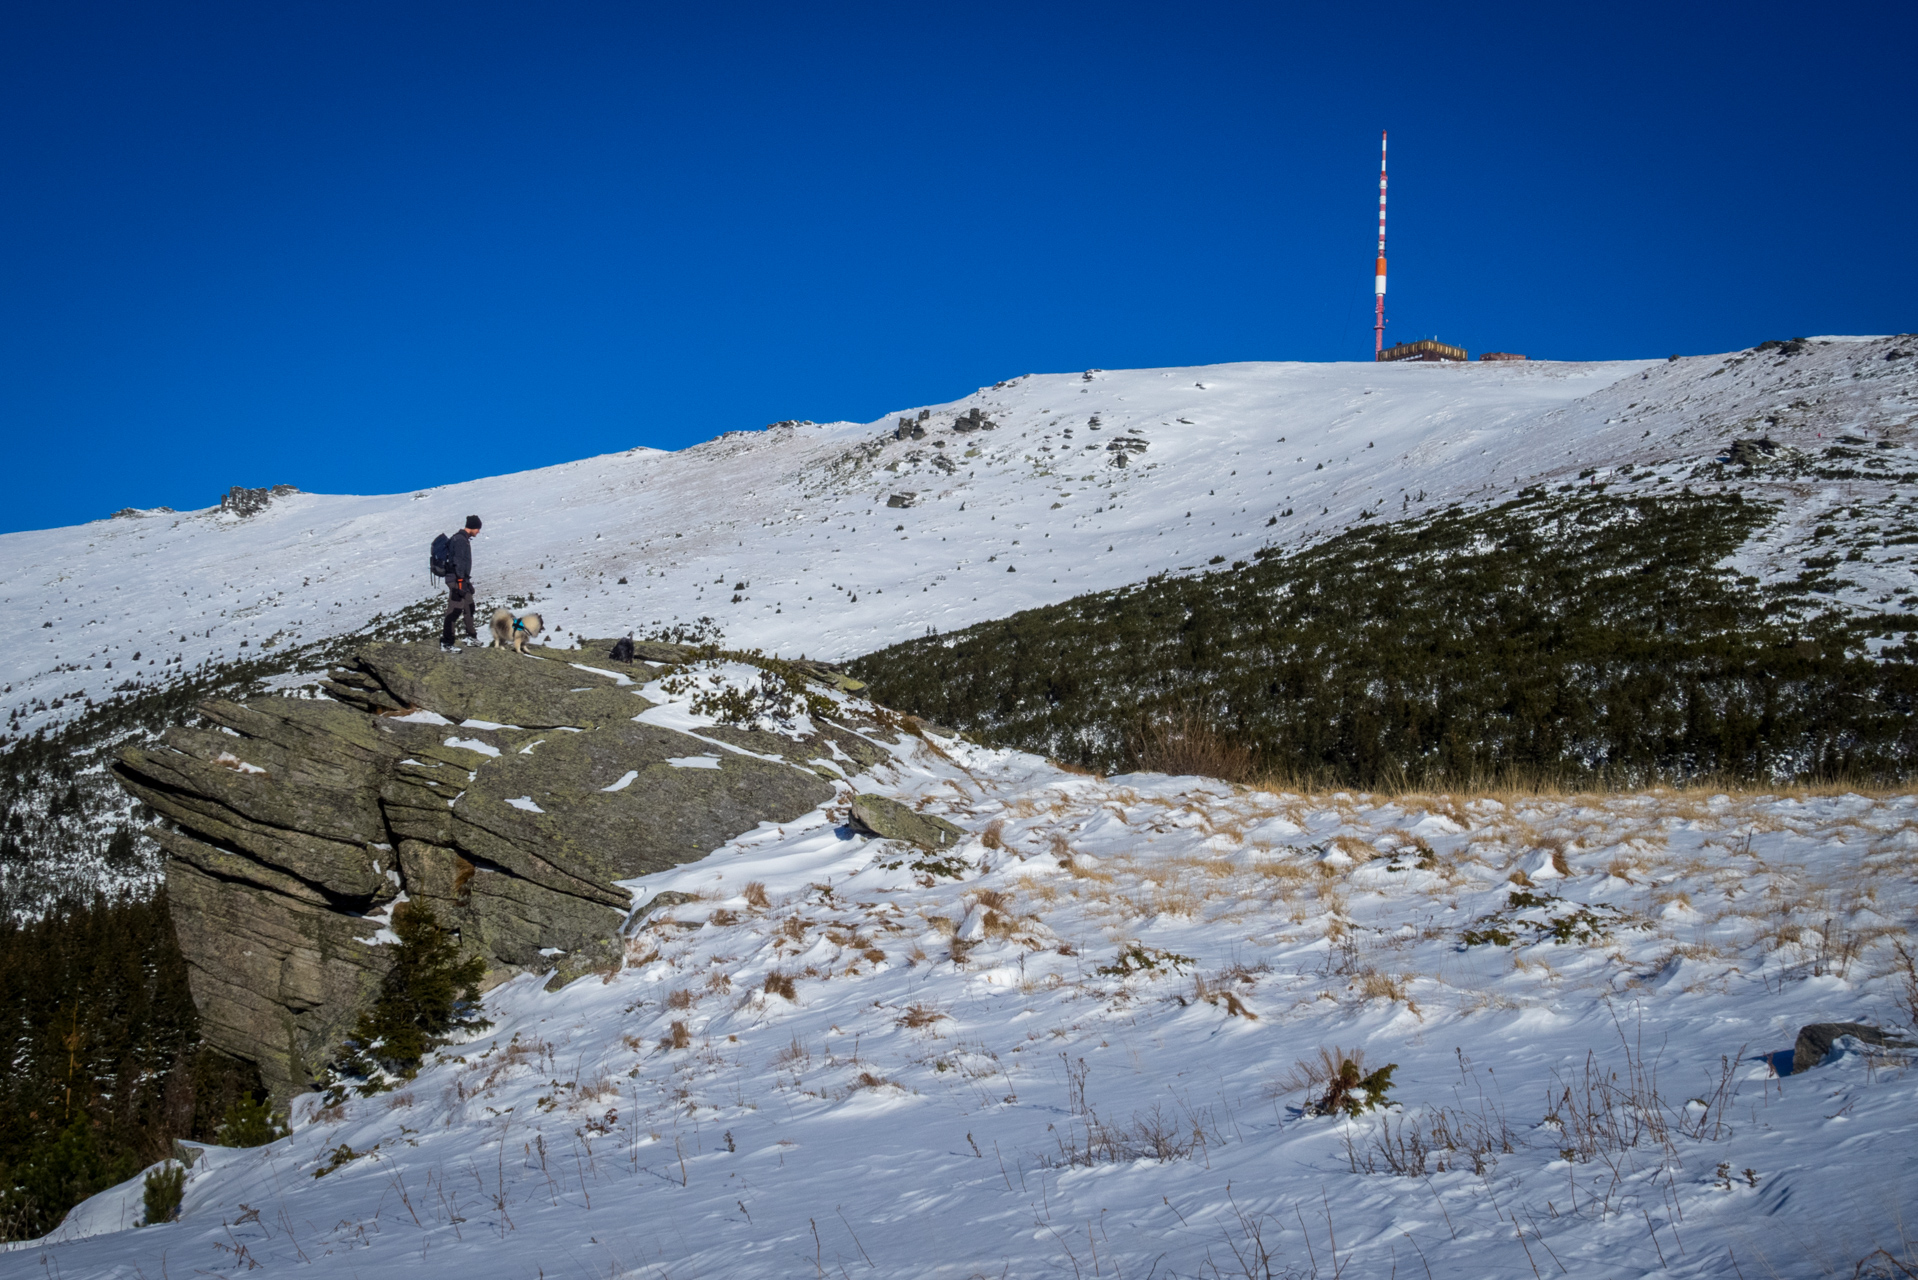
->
[[608, 636, 635, 663]]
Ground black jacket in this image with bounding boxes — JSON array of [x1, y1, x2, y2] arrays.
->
[[446, 529, 474, 589]]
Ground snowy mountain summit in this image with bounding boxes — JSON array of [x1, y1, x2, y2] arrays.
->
[[8, 337, 1918, 744]]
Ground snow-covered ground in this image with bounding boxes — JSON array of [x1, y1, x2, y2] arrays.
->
[[10, 663, 1916, 1278], [9, 336, 1916, 742]]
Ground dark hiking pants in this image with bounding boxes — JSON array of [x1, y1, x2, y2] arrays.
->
[[442, 584, 477, 644]]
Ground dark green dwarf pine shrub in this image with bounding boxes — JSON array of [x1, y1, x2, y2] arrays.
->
[[214, 1096, 289, 1148], [141, 1163, 184, 1226], [0, 1113, 139, 1241], [1317, 1056, 1398, 1118], [851, 491, 1918, 786], [338, 901, 489, 1091]]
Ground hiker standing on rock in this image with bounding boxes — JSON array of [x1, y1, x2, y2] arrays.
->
[[437, 515, 482, 651]]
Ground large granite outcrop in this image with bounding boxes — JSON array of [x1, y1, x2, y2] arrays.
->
[[113, 642, 852, 1101]]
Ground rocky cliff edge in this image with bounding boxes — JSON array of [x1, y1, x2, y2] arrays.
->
[[109, 640, 903, 1100]]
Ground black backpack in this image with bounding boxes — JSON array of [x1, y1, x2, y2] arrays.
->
[[429, 532, 456, 581], [609, 637, 635, 663]]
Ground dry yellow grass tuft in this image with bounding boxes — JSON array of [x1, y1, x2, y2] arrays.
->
[[1014, 875, 1060, 905], [1330, 834, 1376, 862], [1398, 794, 1471, 830], [1604, 852, 1646, 883], [898, 1003, 948, 1029], [1064, 855, 1115, 884], [1047, 757, 1103, 778], [981, 911, 1024, 940], [1193, 975, 1258, 1019], [1254, 858, 1312, 886], [1124, 885, 1202, 919], [577, 1072, 620, 1103], [1358, 969, 1413, 1005], [973, 888, 1013, 913], [1130, 708, 1258, 783], [771, 1035, 809, 1069]]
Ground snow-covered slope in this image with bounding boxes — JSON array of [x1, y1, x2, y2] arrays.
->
[[9, 662, 1916, 1277], [10, 336, 1918, 1278], [6, 338, 1917, 745]]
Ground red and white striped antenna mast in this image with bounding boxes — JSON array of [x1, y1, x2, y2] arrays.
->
[[1373, 129, 1388, 359]]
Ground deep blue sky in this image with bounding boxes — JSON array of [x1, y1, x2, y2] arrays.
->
[[3, 1, 1912, 534]]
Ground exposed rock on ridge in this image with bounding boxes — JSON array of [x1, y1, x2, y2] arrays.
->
[[112, 641, 847, 1100], [218, 483, 298, 518]]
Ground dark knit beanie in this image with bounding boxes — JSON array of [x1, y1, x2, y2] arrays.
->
[[465, 515, 482, 530]]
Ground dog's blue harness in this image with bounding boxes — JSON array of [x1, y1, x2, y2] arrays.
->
[[512, 617, 529, 633]]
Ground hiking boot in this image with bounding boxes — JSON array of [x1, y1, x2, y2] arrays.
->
[[440, 641, 462, 654]]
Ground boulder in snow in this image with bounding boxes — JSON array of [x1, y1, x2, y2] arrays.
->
[[849, 792, 965, 850], [1791, 1021, 1913, 1074]]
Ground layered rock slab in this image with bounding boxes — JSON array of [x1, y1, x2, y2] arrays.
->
[[164, 858, 391, 1100], [114, 642, 848, 1100], [346, 642, 657, 729], [452, 720, 832, 885]]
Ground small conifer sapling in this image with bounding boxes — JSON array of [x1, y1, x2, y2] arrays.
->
[[338, 902, 489, 1091]]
